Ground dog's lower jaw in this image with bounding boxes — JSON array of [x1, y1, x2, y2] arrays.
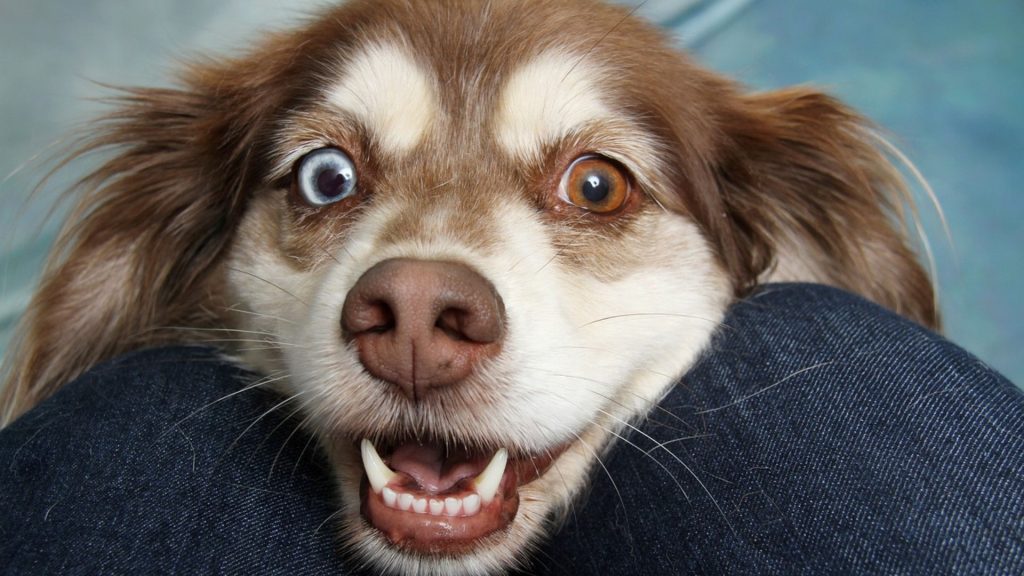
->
[[323, 405, 660, 576]]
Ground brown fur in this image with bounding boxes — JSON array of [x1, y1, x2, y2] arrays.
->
[[1, 0, 936, 445]]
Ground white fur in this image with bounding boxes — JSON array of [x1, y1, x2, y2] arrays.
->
[[495, 49, 614, 161], [326, 42, 438, 154], [223, 33, 731, 576], [225, 182, 729, 575]]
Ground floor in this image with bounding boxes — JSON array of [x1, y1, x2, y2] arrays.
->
[[1, 0, 1021, 384]]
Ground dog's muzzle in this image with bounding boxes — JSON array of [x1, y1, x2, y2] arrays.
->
[[341, 258, 548, 553]]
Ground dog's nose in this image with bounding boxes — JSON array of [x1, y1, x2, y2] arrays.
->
[[341, 258, 505, 400]]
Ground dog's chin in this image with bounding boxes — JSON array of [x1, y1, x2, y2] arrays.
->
[[325, 432, 585, 575]]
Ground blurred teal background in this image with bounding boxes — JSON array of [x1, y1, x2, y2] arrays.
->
[[1, 1, 1021, 384]]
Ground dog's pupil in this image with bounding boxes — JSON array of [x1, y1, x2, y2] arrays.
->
[[582, 172, 610, 203], [317, 168, 351, 198]]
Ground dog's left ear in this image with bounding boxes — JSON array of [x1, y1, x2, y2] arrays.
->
[[689, 87, 939, 329], [0, 34, 309, 423]]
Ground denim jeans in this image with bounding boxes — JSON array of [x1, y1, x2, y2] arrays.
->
[[2, 284, 1022, 575]]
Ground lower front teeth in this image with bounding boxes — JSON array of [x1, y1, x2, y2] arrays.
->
[[381, 486, 482, 517], [360, 441, 510, 518]]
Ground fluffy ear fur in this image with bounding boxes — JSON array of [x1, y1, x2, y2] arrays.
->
[[0, 8, 383, 424], [0, 88, 236, 424], [0, 39, 304, 424], [702, 88, 939, 329]]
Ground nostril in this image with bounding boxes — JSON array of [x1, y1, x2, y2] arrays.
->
[[434, 302, 504, 344], [342, 297, 396, 339], [363, 300, 396, 334], [340, 258, 506, 399], [435, 309, 470, 342]]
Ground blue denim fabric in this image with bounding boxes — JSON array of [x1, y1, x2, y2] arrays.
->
[[2, 284, 1021, 575], [0, 348, 347, 575], [536, 284, 1024, 575]]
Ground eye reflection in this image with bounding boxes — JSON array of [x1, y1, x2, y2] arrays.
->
[[560, 155, 630, 214], [296, 147, 358, 207]]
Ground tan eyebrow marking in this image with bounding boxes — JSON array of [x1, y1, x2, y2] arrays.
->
[[326, 42, 438, 154], [494, 49, 613, 161]]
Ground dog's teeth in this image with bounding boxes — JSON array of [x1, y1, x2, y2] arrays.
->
[[368, 445, 507, 516], [380, 489, 484, 517], [472, 448, 508, 505], [463, 493, 482, 516], [360, 439, 398, 494], [380, 487, 487, 516], [445, 497, 462, 516]]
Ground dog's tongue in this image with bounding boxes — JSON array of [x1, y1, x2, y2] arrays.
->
[[388, 443, 487, 493]]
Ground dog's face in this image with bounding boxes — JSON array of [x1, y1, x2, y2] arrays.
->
[[1, 0, 938, 574], [224, 2, 730, 571]]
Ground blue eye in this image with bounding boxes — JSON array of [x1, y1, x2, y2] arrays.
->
[[296, 147, 357, 206]]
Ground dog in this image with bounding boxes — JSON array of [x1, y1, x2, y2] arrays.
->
[[0, 0, 939, 574]]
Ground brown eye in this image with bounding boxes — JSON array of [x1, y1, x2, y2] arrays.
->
[[559, 155, 631, 214]]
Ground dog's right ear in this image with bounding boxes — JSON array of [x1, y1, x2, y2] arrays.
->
[[0, 30, 320, 425], [648, 75, 938, 329], [705, 87, 939, 329]]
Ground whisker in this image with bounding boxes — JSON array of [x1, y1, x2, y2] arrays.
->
[[538, 442, 580, 529], [535, 388, 692, 511], [194, 338, 300, 348], [317, 244, 344, 267], [157, 326, 283, 338], [223, 304, 298, 325], [579, 312, 725, 329], [641, 433, 712, 456], [585, 387, 699, 435], [638, 394, 705, 430], [697, 361, 833, 415], [159, 372, 291, 438], [507, 254, 530, 274], [597, 407, 736, 536], [313, 504, 346, 537], [291, 423, 321, 479], [220, 391, 309, 462], [562, 0, 649, 82], [271, 409, 319, 480], [234, 346, 298, 353], [255, 401, 311, 471], [596, 422, 690, 501], [519, 365, 700, 435], [338, 244, 358, 264], [228, 267, 308, 307], [541, 419, 635, 550], [172, 424, 198, 473], [565, 425, 645, 571]]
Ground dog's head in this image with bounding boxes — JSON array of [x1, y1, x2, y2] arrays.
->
[[2, 0, 937, 573]]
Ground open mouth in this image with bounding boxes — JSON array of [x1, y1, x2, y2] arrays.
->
[[359, 438, 566, 554]]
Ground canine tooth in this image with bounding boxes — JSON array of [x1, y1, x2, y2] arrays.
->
[[472, 448, 508, 505], [463, 493, 482, 516], [399, 493, 414, 511], [382, 487, 398, 508], [429, 499, 445, 516], [360, 439, 397, 494], [445, 497, 462, 516], [413, 498, 428, 514]]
